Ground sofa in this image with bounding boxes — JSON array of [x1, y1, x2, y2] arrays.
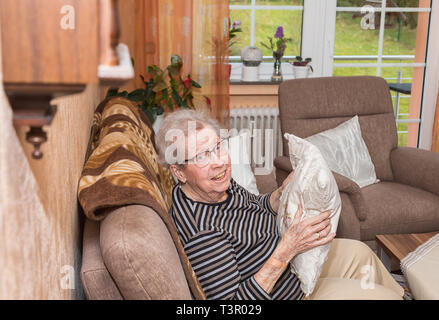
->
[[78, 96, 279, 299], [274, 76, 439, 250]]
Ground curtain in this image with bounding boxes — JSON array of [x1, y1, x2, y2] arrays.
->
[[432, 90, 439, 152], [191, 0, 230, 126], [144, 0, 229, 126], [0, 24, 51, 299]]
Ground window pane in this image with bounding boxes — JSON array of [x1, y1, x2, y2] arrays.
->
[[383, 65, 416, 147], [255, 0, 303, 5], [392, 0, 431, 9], [333, 60, 377, 77], [255, 10, 302, 57], [230, 0, 252, 5], [337, 0, 367, 7], [334, 12, 380, 56], [229, 10, 252, 56], [381, 62, 413, 82], [383, 11, 430, 56], [336, 0, 430, 8]]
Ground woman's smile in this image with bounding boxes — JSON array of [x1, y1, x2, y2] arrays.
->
[[211, 169, 227, 182]]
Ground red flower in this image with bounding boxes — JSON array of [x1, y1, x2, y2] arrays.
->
[[204, 96, 211, 106], [184, 76, 192, 89]]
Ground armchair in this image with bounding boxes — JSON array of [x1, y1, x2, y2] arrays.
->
[[274, 76, 439, 250]]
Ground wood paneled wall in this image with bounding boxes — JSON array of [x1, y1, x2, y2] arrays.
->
[[0, 0, 99, 84], [13, 84, 100, 299]]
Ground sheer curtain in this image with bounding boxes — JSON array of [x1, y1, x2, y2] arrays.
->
[[146, 0, 229, 125], [0, 25, 52, 299], [432, 91, 439, 152]]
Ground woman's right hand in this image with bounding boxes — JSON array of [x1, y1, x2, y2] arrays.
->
[[273, 203, 336, 264]]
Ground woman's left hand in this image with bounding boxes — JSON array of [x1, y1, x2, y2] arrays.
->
[[269, 170, 294, 213]]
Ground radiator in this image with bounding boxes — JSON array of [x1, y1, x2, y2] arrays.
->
[[229, 107, 283, 175]]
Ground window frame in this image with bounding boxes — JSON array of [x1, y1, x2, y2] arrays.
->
[[229, 0, 304, 64]]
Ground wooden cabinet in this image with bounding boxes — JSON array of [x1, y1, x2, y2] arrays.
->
[[0, 0, 133, 159]]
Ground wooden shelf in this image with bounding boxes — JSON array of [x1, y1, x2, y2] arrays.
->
[[0, 0, 133, 159]]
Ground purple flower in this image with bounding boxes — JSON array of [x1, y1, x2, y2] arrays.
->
[[274, 26, 284, 39], [232, 20, 241, 29]]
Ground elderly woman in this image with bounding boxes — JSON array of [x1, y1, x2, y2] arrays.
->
[[156, 109, 404, 300]]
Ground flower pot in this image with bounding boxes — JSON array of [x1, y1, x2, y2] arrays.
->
[[293, 65, 312, 79]]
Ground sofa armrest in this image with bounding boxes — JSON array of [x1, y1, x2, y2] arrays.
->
[[274, 156, 367, 221], [391, 147, 439, 197]]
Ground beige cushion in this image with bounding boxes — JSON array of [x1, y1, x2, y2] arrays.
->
[[278, 133, 341, 296], [305, 116, 378, 188], [230, 131, 259, 194], [100, 205, 192, 300]]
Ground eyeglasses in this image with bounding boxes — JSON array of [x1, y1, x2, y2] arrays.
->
[[184, 137, 229, 168]]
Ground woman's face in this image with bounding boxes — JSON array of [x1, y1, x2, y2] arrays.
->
[[172, 126, 231, 203]]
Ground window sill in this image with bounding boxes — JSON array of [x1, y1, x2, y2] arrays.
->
[[229, 62, 295, 83]]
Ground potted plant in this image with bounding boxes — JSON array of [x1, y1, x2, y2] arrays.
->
[[291, 56, 313, 79], [260, 26, 292, 82], [106, 55, 202, 131]]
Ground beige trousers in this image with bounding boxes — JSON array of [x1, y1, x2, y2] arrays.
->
[[306, 239, 405, 300]]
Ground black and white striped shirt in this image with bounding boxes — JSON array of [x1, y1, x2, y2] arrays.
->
[[169, 179, 303, 300]]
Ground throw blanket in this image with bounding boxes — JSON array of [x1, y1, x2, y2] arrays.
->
[[401, 233, 439, 300], [78, 97, 205, 300]]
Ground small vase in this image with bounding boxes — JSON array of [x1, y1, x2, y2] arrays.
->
[[271, 55, 283, 83]]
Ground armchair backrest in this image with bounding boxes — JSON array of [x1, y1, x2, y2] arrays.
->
[[278, 76, 398, 181]]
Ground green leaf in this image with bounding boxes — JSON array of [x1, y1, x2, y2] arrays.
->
[[191, 80, 202, 88], [152, 80, 168, 93], [140, 74, 149, 86], [144, 107, 155, 124], [106, 88, 119, 97], [167, 99, 174, 111], [119, 91, 129, 98], [172, 90, 183, 107], [127, 89, 145, 102]]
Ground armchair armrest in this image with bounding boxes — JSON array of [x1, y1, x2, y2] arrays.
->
[[274, 156, 367, 221], [391, 147, 439, 197], [274, 156, 361, 194]]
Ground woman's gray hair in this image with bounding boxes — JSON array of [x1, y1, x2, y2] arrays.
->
[[155, 109, 223, 167]]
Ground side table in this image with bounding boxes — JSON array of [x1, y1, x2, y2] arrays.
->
[[376, 232, 439, 272]]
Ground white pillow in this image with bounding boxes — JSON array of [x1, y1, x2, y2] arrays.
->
[[278, 133, 341, 297], [305, 115, 379, 188], [229, 132, 259, 195]]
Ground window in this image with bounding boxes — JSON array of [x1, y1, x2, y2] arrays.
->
[[332, 0, 432, 147], [229, 0, 436, 148], [229, 0, 304, 61]]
